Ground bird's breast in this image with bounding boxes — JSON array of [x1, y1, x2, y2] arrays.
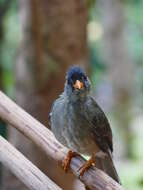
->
[[51, 98, 100, 155], [61, 103, 100, 155]]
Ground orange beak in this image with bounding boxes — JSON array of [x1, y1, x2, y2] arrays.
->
[[73, 80, 83, 89]]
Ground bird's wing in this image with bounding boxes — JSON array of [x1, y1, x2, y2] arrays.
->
[[48, 93, 65, 127], [48, 100, 57, 127], [48, 112, 52, 127], [86, 96, 113, 154], [85, 97, 121, 183]]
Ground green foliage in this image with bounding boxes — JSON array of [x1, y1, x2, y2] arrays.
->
[[119, 161, 143, 190], [125, 1, 143, 109], [1, 0, 19, 96]]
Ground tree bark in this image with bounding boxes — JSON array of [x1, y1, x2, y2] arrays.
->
[[0, 91, 125, 190]]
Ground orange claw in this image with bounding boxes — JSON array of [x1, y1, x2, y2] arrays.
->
[[62, 150, 79, 172], [79, 154, 96, 176]]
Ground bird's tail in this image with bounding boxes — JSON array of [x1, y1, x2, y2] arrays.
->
[[95, 153, 121, 184]]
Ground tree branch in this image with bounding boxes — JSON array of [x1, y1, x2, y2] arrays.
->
[[0, 91, 124, 190], [0, 135, 61, 190]]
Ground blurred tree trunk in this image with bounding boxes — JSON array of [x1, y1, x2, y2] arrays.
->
[[2, 0, 88, 190], [97, 0, 134, 158]]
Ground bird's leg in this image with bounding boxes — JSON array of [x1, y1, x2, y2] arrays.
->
[[78, 153, 96, 176], [62, 150, 79, 172]]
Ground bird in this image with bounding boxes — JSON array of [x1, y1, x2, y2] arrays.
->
[[49, 65, 120, 183]]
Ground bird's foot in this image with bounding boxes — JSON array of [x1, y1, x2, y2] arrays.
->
[[78, 154, 96, 177], [62, 150, 79, 172]]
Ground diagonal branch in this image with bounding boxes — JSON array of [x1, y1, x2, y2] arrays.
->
[[0, 91, 124, 190], [0, 135, 62, 190]]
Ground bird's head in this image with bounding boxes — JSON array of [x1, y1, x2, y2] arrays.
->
[[65, 66, 91, 99]]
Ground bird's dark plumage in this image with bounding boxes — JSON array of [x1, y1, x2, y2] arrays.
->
[[49, 66, 120, 183], [66, 66, 86, 84]]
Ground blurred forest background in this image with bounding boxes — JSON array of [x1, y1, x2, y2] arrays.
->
[[0, 0, 143, 190]]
